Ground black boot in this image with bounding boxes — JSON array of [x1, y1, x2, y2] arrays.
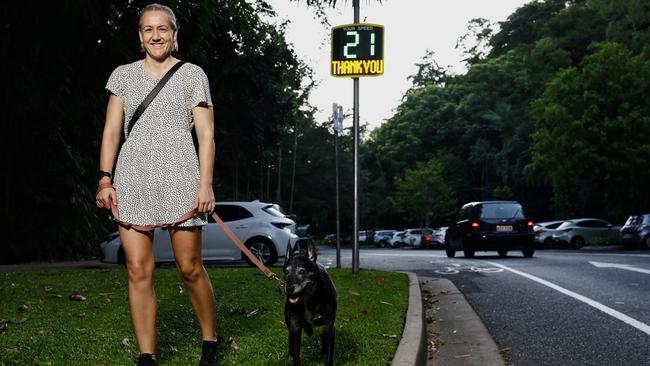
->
[[136, 353, 157, 366], [199, 339, 219, 366]]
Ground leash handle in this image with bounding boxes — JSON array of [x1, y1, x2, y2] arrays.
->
[[210, 211, 275, 278]]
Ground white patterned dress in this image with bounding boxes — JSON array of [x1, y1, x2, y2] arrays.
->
[[105, 60, 211, 229]]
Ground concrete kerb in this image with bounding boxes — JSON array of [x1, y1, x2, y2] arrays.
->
[[392, 272, 427, 366]]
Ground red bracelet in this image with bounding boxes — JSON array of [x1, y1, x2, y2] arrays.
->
[[96, 182, 115, 196]]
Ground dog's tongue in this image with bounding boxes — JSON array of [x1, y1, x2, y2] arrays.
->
[[289, 296, 300, 304]]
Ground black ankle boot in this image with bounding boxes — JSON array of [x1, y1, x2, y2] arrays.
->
[[136, 353, 157, 366], [199, 339, 219, 366]]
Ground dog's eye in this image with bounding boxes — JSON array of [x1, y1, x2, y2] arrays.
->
[[298, 269, 306, 275]]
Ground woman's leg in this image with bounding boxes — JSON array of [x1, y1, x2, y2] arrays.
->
[[119, 226, 157, 355], [169, 227, 217, 341]]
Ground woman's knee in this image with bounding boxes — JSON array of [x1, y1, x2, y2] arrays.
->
[[126, 261, 154, 283], [177, 260, 204, 283]]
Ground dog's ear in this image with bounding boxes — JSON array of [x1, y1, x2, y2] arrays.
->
[[307, 239, 317, 262], [285, 240, 293, 261]]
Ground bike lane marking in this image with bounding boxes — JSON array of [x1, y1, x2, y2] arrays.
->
[[485, 261, 650, 336]]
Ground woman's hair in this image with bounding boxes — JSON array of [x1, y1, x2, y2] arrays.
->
[[139, 3, 179, 51]]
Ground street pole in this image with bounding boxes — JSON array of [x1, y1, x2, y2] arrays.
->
[[352, 0, 360, 275], [335, 127, 341, 269]]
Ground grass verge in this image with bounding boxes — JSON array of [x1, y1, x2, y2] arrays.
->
[[0, 267, 408, 365]]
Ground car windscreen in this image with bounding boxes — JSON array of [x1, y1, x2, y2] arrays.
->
[[479, 203, 524, 219], [262, 205, 286, 218]]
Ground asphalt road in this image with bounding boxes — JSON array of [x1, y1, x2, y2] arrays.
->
[[317, 246, 650, 366]]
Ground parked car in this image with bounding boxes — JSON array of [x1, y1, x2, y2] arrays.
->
[[533, 220, 565, 247], [324, 234, 336, 246], [404, 228, 434, 247], [445, 201, 535, 258], [388, 231, 406, 248], [358, 230, 374, 244], [374, 230, 396, 247], [620, 214, 650, 249], [431, 227, 448, 246], [552, 218, 620, 248], [100, 201, 298, 266]]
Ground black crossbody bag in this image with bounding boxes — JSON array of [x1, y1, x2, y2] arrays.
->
[[125, 61, 186, 138]]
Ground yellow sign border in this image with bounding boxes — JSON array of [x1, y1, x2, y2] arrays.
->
[[330, 23, 384, 78]]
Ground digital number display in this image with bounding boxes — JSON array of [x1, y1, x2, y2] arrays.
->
[[331, 24, 384, 77]]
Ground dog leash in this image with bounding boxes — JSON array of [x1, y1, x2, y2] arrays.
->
[[99, 186, 285, 287]]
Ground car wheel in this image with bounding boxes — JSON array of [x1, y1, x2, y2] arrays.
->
[[393, 242, 402, 248], [543, 237, 554, 247], [498, 249, 508, 257], [379, 240, 389, 248], [571, 236, 585, 249], [463, 247, 475, 258], [522, 246, 535, 258], [245, 238, 278, 266], [445, 246, 456, 258]]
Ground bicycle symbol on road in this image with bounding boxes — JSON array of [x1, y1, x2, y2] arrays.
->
[[433, 263, 504, 275]]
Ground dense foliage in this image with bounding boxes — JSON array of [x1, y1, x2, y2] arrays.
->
[[363, 0, 650, 228]]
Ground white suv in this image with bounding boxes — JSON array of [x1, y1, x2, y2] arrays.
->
[[100, 200, 297, 266], [552, 218, 619, 248]]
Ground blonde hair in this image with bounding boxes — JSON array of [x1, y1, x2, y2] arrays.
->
[[139, 3, 179, 52]]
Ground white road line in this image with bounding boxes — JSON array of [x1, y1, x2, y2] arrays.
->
[[485, 261, 650, 336]]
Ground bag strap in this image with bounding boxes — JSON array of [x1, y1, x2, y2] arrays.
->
[[126, 61, 186, 138]]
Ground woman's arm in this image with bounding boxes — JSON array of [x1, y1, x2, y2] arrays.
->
[[192, 104, 216, 213], [96, 95, 124, 208]]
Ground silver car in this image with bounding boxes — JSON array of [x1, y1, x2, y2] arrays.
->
[[533, 221, 564, 247], [100, 200, 298, 266], [552, 218, 620, 249]]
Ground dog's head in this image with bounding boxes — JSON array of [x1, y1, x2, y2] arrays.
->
[[283, 239, 319, 305]]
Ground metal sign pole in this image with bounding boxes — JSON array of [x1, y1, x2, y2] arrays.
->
[[333, 104, 342, 269], [352, 0, 360, 275]]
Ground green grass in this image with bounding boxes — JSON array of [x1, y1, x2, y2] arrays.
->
[[0, 267, 408, 365]]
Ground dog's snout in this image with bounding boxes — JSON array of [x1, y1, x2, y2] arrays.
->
[[286, 284, 295, 294]]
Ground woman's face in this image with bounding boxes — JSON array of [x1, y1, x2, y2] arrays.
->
[[139, 10, 176, 61]]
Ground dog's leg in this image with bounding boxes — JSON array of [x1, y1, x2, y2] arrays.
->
[[289, 327, 302, 366], [322, 324, 335, 365]]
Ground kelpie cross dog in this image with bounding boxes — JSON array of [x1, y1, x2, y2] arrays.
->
[[283, 239, 337, 366]]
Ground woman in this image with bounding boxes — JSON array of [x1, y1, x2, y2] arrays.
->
[[96, 4, 218, 365]]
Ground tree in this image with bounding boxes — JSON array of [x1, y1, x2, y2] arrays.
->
[[527, 42, 650, 220], [392, 159, 457, 226]]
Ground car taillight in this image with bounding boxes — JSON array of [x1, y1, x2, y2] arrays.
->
[[471, 222, 480, 230], [527, 221, 534, 228], [535, 229, 546, 234], [271, 222, 291, 229]]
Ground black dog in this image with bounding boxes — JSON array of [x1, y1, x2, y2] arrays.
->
[[283, 239, 337, 366]]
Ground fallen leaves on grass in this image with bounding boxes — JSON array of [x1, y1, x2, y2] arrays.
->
[[177, 284, 184, 295], [454, 353, 472, 359], [69, 293, 86, 301], [228, 336, 239, 352], [348, 290, 360, 296], [379, 301, 394, 306], [122, 337, 130, 348], [17, 304, 28, 313], [382, 334, 397, 338], [244, 309, 259, 318]]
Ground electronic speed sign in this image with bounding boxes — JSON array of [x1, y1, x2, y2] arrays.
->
[[331, 24, 384, 77]]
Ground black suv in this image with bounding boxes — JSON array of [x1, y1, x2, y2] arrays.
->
[[620, 214, 650, 249], [445, 201, 535, 258]]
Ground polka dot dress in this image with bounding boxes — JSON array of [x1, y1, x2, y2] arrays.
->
[[105, 60, 211, 228]]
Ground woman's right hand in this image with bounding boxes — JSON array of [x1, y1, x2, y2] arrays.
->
[[96, 180, 117, 209]]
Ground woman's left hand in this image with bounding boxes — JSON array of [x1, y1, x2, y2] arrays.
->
[[194, 185, 215, 213]]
